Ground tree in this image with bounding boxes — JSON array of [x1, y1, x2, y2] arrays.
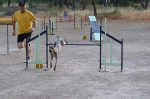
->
[[8, 0, 11, 6], [92, 0, 97, 16], [58, 0, 63, 8], [140, 0, 150, 9]]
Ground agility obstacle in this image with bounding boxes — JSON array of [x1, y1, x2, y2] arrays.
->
[[88, 16, 123, 72], [74, 14, 82, 29], [42, 16, 56, 35], [25, 26, 49, 70], [0, 17, 13, 54], [49, 17, 55, 35], [99, 18, 123, 72], [89, 16, 103, 41], [25, 25, 101, 70], [25, 16, 123, 72]]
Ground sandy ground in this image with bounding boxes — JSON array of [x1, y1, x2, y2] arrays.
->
[[0, 18, 150, 99]]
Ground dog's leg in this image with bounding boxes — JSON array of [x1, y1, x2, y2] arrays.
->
[[50, 55, 53, 68], [54, 52, 58, 71]]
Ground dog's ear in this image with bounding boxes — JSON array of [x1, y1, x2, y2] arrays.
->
[[64, 39, 68, 43]]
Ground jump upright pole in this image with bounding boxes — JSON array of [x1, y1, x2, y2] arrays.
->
[[121, 39, 123, 72], [46, 26, 48, 69], [99, 26, 102, 72], [7, 24, 9, 54], [74, 14, 75, 29], [44, 16, 46, 30], [81, 18, 82, 28]]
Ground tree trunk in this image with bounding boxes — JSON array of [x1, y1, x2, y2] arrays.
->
[[58, 0, 63, 8], [82, 0, 87, 10], [103, 0, 107, 7], [145, 0, 150, 9], [8, 0, 11, 6], [92, 0, 97, 16], [140, 0, 150, 9]]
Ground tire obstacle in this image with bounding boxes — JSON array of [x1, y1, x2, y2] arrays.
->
[[25, 16, 123, 72]]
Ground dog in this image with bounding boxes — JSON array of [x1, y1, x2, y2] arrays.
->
[[49, 36, 68, 71]]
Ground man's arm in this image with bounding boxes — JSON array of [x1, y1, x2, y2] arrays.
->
[[30, 21, 37, 32], [12, 22, 16, 36], [32, 21, 36, 28]]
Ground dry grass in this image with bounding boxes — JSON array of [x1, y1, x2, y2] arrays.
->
[[34, 5, 150, 20], [1, 3, 150, 20]]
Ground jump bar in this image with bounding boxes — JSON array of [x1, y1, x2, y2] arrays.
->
[[47, 43, 101, 46]]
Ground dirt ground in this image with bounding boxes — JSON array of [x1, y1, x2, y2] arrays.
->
[[0, 18, 150, 99]]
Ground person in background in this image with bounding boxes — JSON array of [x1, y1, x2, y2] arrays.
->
[[63, 11, 69, 22], [12, 1, 37, 62]]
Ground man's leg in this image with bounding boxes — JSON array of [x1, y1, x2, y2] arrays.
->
[[17, 39, 31, 58], [24, 40, 31, 58], [17, 33, 32, 62], [24, 33, 32, 59]]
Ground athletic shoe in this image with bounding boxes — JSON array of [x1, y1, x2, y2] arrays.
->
[[24, 57, 31, 63]]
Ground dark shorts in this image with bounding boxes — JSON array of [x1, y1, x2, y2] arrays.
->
[[17, 32, 32, 43]]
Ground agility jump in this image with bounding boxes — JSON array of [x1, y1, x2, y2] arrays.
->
[[25, 16, 123, 72], [0, 17, 13, 54]]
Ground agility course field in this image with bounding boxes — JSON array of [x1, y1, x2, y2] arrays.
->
[[0, 18, 150, 99]]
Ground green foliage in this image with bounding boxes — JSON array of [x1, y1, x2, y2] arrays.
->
[[0, 0, 3, 6]]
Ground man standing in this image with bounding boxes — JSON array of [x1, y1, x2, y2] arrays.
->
[[12, 1, 37, 62]]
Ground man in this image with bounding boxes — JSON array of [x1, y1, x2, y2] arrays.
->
[[12, 1, 37, 62]]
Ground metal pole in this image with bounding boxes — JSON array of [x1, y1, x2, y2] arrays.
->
[[85, 13, 87, 24], [90, 28, 92, 41], [89, 13, 90, 24], [56, 17, 57, 30], [49, 18, 51, 34], [46, 26, 48, 69], [99, 26, 102, 72], [52, 22, 53, 34], [100, 13, 102, 26], [104, 18, 107, 71], [74, 14, 75, 29], [7, 25, 9, 54], [81, 18, 82, 28], [121, 39, 123, 72], [44, 16, 45, 30], [25, 38, 29, 70], [42, 21, 43, 31], [51, 21, 55, 35], [48, 16, 50, 34]]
